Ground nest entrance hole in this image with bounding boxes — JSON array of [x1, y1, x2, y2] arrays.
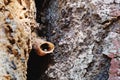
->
[[40, 43, 50, 51]]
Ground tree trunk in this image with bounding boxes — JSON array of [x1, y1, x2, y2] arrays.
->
[[0, 0, 120, 80], [42, 0, 120, 80], [0, 0, 36, 79]]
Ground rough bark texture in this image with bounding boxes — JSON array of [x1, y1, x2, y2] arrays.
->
[[0, 0, 120, 80], [39, 0, 120, 80], [0, 0, 36, 79]]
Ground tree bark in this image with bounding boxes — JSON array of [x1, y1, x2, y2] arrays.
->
[[43, 0, 120, 80], [0, 0, 120, 80], [0, 0, 36, 79]]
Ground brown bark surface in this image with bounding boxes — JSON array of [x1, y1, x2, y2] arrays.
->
[[0, 0, 120, 80], [0, 0, 36, 79]]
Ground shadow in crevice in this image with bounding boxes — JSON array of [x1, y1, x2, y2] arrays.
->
[[35, 0, 50, 23], [27, 49, 53, 80], [27, 0, 54, 80], [34, 0, 51, 37]]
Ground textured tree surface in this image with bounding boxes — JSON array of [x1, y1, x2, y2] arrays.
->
[[0, 0, 36, 79], [38, 0, 120, 80], [0, 0, 120, 80]]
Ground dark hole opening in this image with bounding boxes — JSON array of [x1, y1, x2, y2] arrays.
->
[[40, 43, 50, 51]]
